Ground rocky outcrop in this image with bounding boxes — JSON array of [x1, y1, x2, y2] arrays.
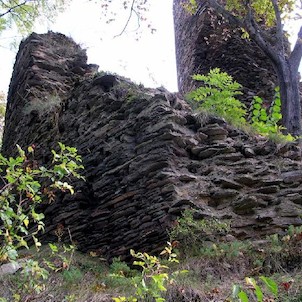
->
[[2, 32, 302, 260], [173, 0, 278, 104]]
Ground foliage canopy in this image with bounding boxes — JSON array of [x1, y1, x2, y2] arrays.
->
[[0, 0, 69, 35]]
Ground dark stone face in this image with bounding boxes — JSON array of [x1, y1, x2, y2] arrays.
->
[[173, 0, 277, 105], [92, 74, 117, 92], [2, 32, 302, 260]]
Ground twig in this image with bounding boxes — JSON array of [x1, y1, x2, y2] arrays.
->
[[114, 0, 136, 38], [66, 227, 75, 271], [0, 1, 29, 18]]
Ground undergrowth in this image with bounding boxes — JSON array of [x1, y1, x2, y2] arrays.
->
[[1, 220, 302, 301]]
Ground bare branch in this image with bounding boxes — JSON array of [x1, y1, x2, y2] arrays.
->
[[114, 0, 136, 38], [245, 0, 253, 25], [270, 0, 284, 53], [289, 25, 302, 74]]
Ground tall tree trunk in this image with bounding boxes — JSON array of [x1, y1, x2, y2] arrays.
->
[[275, 59, 301, 136], [204, 0, 302, 136]]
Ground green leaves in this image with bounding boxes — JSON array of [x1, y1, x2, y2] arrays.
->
[[0, 0, 69, 36], [45, 243, 76, 273], [259, 276, 278, 297], [188, 70, 296, 142], [233, 276, 279, 302], [250, 87, 294, 141], [52, 142, 84, 181], [223, 0, 295, 27], [19, 259, 49, 294], [187, 68, 246, 127], [237, 290, 249, 302], [113, 243, 185, 302], [183, 0, 296, 26], [0, 142, 83, 263]]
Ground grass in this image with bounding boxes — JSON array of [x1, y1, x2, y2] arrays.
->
[[0, 245, 113, 301], [1, 225, 302, 301]]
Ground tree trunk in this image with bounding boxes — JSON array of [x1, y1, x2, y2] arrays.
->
[[275, 58, 301, 136]]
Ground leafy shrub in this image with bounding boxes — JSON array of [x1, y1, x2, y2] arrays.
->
[[249, 87, 295, 141], [232, 276, 278, 302], [188, 69, 296, 141], [195, 240, 252, 260], [112, 242, 187, 302], [18, 259, 49, 295], [250, 89, 281, 132], [169, 209, 230, 251], [45, 243, 76, 272], [62, 267, 83, 285], [0, 142, 83, 263], [110, 257, 135, 278], [0, 143, 83, 300], [187, 68, 246, 126]]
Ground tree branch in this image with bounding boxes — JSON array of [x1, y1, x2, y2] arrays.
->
[[289, 25, 302, 74], [270, 0, 284, 53], [245, 0, 253, 25], [114, 0, 136, 38], [206, 0, 280, 65], [0, 1, 29, 18]]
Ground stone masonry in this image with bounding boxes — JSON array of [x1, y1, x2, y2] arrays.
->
[[2, 32, 302, 260], [173, 0, 278, 104]]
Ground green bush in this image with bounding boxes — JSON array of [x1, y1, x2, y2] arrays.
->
[[0, 142, 83, 263], [169, 209, 230, 251], [0, 142, 83, 300], [188, 69, 296, 141], [62, 268, 83, 285], [110, 258, 135, 278], [112, 243, 187, 302], [250, 89, 295, 141], [187, 68, 246, 126], [0, 143, 83, 301]]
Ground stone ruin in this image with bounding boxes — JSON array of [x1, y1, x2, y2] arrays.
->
[[173, 0, 278, 104], [2, 32, 302, 260]]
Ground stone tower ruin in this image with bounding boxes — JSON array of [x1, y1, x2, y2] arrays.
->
[[173, 0, 278, 102], [3, 32, 302, 260]]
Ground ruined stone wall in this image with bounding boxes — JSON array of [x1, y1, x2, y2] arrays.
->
[[2, 32, 302, 260], [173, 0, 278, 103]]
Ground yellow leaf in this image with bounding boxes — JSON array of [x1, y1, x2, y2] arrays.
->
[[23, 218, 29, 228], [90, 251, 97, 257], [245, 277, 256, 288]]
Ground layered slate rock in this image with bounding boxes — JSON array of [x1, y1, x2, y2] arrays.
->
[[2, 32, 302, 260], [173, 0, 278, 104]]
